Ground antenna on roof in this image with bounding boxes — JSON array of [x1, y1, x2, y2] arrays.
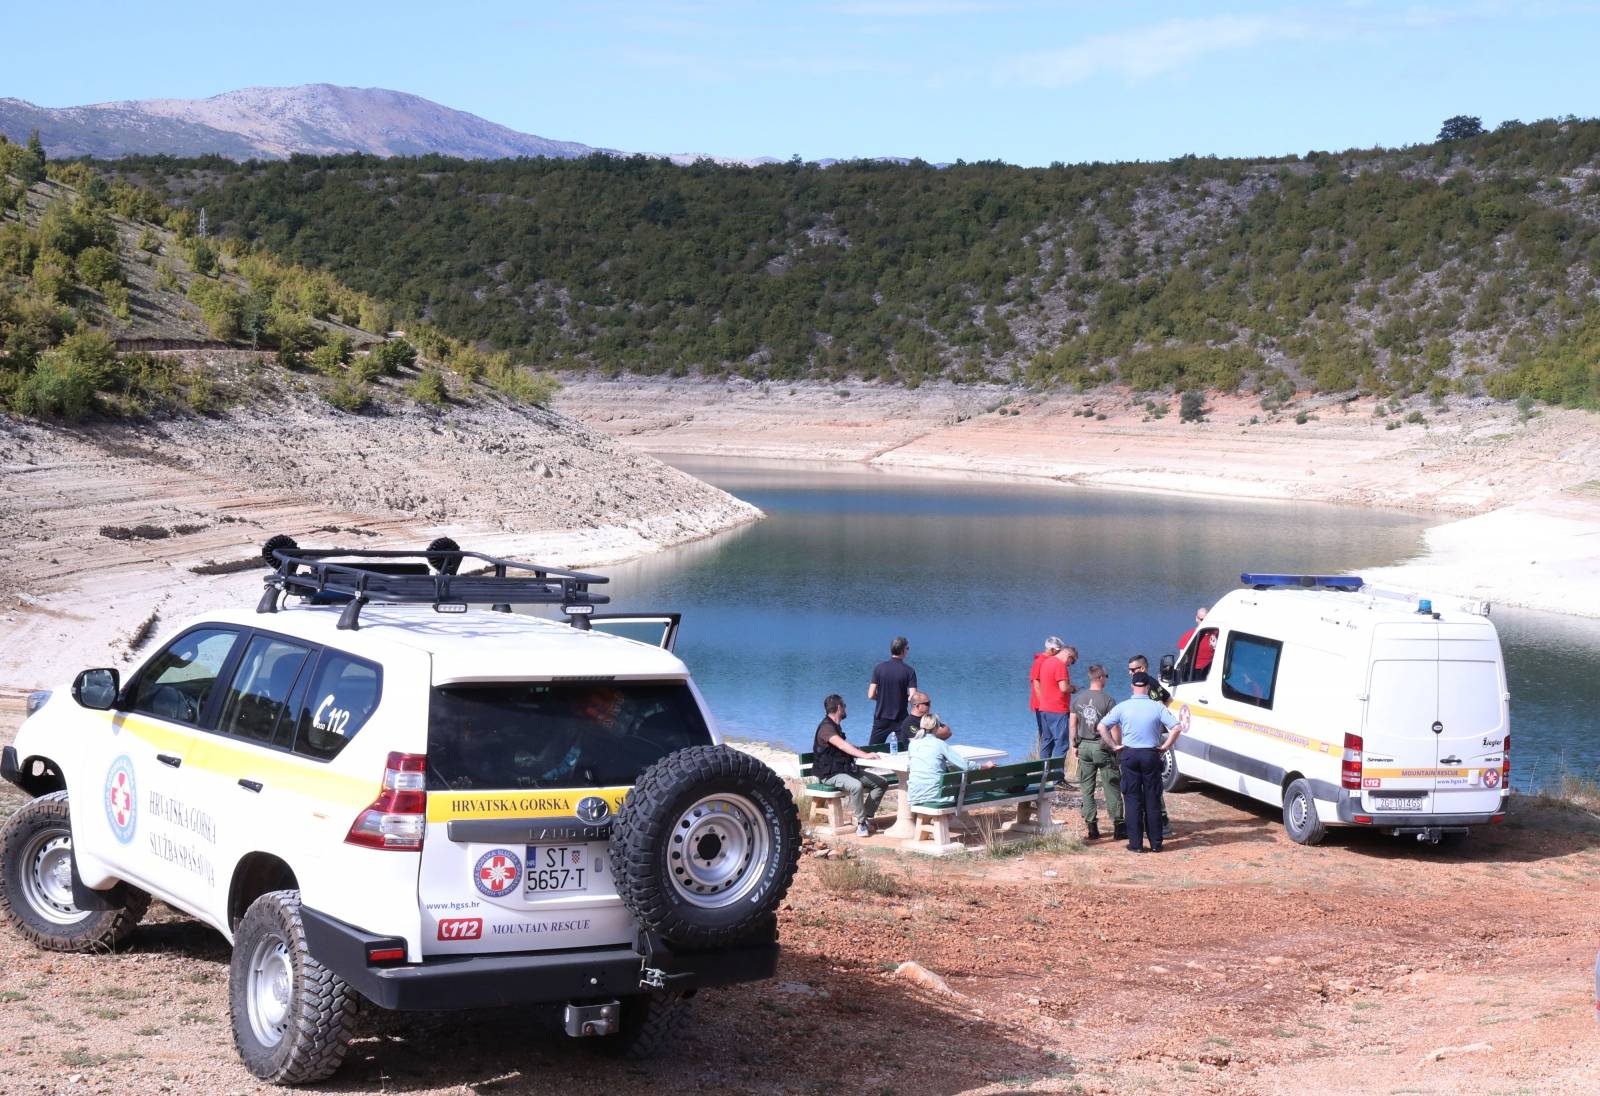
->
[[255, 534, 610, 630]]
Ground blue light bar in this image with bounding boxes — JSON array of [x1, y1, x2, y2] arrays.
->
[[1240, 573, 1364, 590]]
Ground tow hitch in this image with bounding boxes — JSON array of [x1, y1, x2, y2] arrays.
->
[[564, 1001, 620, 1037], [1416, 828, 1443, 844]]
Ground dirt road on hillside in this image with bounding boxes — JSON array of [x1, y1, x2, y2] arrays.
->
[[2, 708, 1595, 1095]]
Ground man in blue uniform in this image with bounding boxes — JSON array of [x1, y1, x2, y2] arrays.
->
[[1098, 672, 1181, 853]]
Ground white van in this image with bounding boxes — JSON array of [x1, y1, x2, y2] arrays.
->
[[1160, 574, 1510, 845]]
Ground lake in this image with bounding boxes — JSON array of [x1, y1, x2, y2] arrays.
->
[[592, 457, 1599, 792]]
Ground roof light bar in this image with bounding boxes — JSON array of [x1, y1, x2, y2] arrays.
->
[[1240, 573, 1365, 590]]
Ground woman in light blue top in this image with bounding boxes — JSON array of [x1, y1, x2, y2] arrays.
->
[[906, 710, 995, 804]]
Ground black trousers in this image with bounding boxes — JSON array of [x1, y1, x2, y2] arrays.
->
[[869, 715, 909, 751], [1120, 747, 1164, 850]]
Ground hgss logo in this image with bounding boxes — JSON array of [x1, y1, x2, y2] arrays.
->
[[575, 796, 611, 824]]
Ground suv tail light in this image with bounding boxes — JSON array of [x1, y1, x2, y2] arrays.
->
[[1341, 733, 1363, 790], [346, 752, 427, 851]]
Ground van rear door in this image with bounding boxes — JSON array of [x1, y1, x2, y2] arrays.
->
[[1435, 624, 1507, 814], [1362, 624, 1440, 813], [416, 678, 712, 957]]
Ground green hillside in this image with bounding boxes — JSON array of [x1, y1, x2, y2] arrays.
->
[[103, 118, 1600, 405], [0, 136, 558, 420]]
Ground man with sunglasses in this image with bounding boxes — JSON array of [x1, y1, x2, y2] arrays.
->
[[1127, 655, 1172, 840]]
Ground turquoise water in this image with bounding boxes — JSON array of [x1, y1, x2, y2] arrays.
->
[[591, 458, 1599, 792]]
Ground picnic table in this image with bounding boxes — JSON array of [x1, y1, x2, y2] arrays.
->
[[859, 744, 1007, 839]]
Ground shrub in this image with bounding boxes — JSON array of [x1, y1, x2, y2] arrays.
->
[[14, 333, 116, 419], [409, 367, 448, 406], [75, 246, 120, 288], [1294, 410, 1310, 424], [1405, 410, 1425, 424], [324, 373, 369, 412], [371, 338, 417, 375], [1179, 389, 1206, 422]]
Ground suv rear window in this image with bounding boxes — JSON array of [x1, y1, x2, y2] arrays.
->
[[426, 681, 712, 791]]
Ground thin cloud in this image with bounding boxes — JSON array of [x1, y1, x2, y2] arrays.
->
[[833, 1, 995, 14], [1009, 14, 1311, 87]]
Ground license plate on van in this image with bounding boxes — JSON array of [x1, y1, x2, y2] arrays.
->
[[524, 845, 590, 895], [1372, 795, 1424, 812]]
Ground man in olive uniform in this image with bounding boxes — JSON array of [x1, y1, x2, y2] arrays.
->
[[1071, 665, 1123, 840]]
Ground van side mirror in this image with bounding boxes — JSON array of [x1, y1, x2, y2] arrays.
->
[[1158, 654, 1177, 687], [72, 668, 120, 710]]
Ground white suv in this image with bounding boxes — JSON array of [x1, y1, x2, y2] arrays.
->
[[0, 538, 800, 1084]]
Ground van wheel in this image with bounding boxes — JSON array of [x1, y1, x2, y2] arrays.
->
[[597, 992, 692, 1059], [1282, 779, 1326, 846], [229, 890, 356, 1084], [610, 745, 800, 950], [0, 792, 149, 952], [1159, 750, 1188, 793]]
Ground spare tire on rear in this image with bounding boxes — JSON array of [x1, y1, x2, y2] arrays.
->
[[609, 745, 799, 950]]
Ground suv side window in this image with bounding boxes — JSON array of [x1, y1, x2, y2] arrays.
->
[[1221, 631, 1282, 709], [125, 628, 241, 726], [290, 651, 382, 762], [216, 635, 315, 748]]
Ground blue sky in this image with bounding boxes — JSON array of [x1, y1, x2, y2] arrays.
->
[[8, 1, 1598, 166]]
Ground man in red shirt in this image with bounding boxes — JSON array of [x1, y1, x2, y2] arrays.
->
[[1036, 643, 1077, 760], [1177, 607, 1217, 674], [1029, 636, 1064, 755]]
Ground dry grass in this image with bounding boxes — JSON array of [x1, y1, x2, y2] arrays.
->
[[814, 856, 904, 897]]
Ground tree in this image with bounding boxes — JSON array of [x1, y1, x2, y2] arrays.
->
[[1437, 115, 1484, 142], [26, 129, 45, 163]]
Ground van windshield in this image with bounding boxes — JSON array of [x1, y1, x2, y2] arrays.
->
[[426, 681, 712, 791]]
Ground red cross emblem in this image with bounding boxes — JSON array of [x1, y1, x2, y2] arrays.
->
[[109, 771, 132, 826], [473, 847, 521, 897]]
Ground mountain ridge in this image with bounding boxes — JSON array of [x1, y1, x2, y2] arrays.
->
[[0, 83, 835, 165]]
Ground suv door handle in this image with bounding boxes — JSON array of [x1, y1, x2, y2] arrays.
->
[[237, 779, 263, 793], [157, 754, 182, 768], [1197, 698, 1211, 705]]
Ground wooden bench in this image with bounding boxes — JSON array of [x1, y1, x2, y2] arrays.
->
[[904, 757, 1063, 856], [799, 743, 890, 834]]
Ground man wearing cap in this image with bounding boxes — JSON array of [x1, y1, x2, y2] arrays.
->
[[1098, 672, 1180, 852], [1035, 642, 1077, 761], [1028, 637, 1063, 755], [1128, 654, 1173, 839]]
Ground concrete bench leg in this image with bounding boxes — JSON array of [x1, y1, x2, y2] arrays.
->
[[902, 813, 967, 856], [1003, 794, 1058, 836]]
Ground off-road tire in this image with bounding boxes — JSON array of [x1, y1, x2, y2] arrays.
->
[[1282, 779, 1327, 846], [1159, 749, 1189, 793], [596, 992, 693, 1060], [229, 889, 356, 1084], [0, 792, 149, 952], [610, 745, 800, 950]]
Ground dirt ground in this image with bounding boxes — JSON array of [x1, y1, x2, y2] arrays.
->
[[2, 707, 1595, 1096]]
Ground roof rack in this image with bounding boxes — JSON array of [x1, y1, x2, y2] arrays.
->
[[255, 535, 610, 631], [1240, 573, 1364, 591]]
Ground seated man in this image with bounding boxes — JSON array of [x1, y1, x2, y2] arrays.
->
[[906, 709, 995, 805], [813, 693, 890, 836]]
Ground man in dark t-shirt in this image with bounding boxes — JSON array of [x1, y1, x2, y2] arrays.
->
[[813, 694, 889, 836], [867, 636, 917, 751]]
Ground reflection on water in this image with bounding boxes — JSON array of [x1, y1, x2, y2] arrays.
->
[[529, 457, 1598, 791]]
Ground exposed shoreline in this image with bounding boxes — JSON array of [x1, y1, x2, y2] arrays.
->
[[0, 385, 761, 694], [555, 377, 1600, 619]]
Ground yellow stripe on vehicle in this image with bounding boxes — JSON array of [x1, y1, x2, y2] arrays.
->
[[425, 788, 631, 822], [110, 712, 376, 809], [1171, 701, 1344, 757]]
